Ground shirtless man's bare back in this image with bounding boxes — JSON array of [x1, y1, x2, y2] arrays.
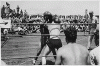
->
[[55, 26, 90, 65]]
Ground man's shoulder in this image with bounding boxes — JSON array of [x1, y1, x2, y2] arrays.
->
[[58, 45, 68, 52], [59, 44, 87, 49], [60, 44, 83, 48], [68, 44, 88, 52], [75, 44, 88, 49], [90, 46, 100, 54], [58, 44, 73, 51]]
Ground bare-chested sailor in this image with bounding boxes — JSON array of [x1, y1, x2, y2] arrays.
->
[[55, 26, 90, 65]]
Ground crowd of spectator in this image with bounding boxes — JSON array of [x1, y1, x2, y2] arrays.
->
[[1, 2, 99, 35]]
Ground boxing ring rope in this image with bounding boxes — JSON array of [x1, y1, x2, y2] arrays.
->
[[1, 39, 9, 48], [1, 36, 88, 60], [1, 23, 99, 65], [2, 55, 57, 60], [1, 36, 89, 65], [1, 23, 98, 37], [2, 55, 57, 65], [0, 23, 7, 24], [13, 23, 99, 25], [1, 34, 94, 37]]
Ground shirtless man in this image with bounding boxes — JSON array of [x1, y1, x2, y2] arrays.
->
[[42, 14, 62, 65], [87, 11, 98, 49], [55, 26, 90, 65]]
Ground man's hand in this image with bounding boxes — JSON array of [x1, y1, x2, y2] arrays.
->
[[55, 48, 62, 65], [5, 22, 8, 25], [3, 21, 8, 25]]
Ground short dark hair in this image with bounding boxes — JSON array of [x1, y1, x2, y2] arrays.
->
[[64, 26, 77, 43], [89, 11, 93, 14], [43, 11, 52, 23], [53, 15, 61, 23]]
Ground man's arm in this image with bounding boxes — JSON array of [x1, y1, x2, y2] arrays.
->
[[94, 17, 98, 33], [55, 48, 62, 65], [95, 17, 99, 30], [89, 50, 98, 65], [87, 53, 91, 65]]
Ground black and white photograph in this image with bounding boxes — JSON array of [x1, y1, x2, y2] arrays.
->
[[0, 0, 99, 65]]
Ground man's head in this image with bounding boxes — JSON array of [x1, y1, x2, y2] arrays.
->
[[64, 26, 77, 43], [85, 9, 87, 14], [89, 11, 94, 18], [43, 11, 52, 23], [3, 5, 5, 7], [53, 15, 61, 23]]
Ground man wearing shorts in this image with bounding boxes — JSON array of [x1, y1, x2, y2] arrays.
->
[[32, 12, 50, 65], [84, 9, 89, 34], [55, 26, 90, 65], [87, 11, 98, 49], [42, 14, 62, 65]]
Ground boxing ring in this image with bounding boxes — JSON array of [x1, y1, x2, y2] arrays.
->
[[1, 23, 99, 65]]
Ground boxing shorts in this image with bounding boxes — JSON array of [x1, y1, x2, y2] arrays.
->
[[47, 38, 62, 49]]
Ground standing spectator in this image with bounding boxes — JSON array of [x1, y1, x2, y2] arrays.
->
[[5, 2, 10, 19], [84, 9, 89, 34], [1, 5, 6, 19], [87, 11, 98, 49]]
